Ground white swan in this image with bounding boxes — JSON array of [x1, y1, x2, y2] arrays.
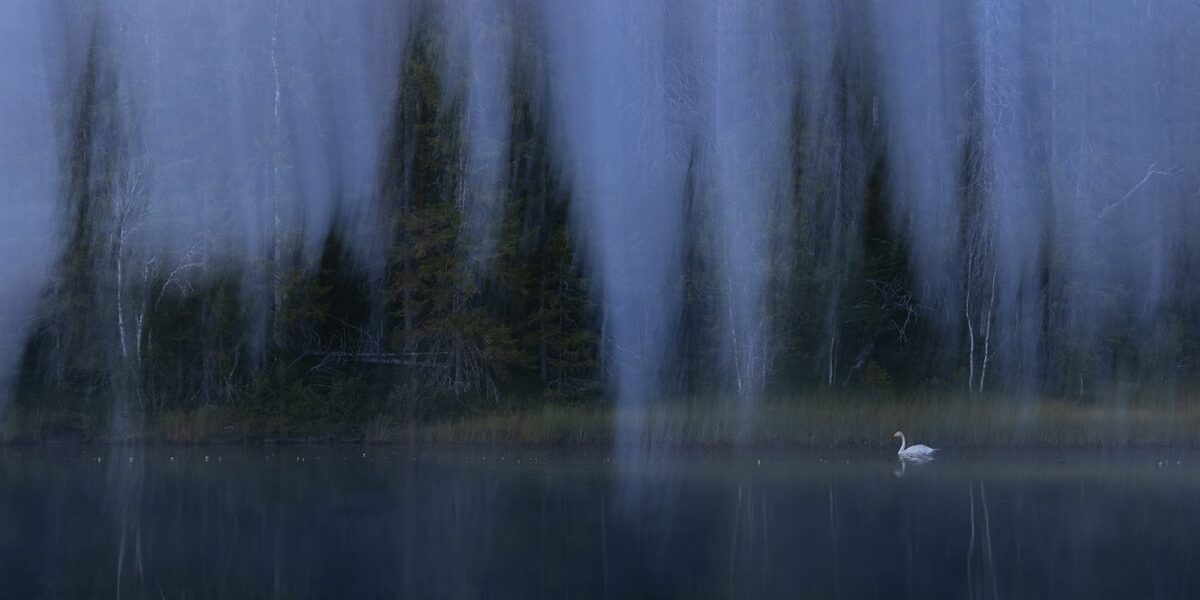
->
[[893, 431, 936, 459]]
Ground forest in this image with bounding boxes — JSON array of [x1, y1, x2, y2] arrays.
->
[[4, 3, 1199, 443]]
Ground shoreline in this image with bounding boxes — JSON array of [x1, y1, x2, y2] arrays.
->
[[5, 395, 1200, 449], [5, 439, 1200, 452]]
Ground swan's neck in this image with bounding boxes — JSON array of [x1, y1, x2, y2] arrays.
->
[[897, 434, 907, 452]]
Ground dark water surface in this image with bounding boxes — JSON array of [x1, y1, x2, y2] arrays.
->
[[1, 446, 1198, 598]]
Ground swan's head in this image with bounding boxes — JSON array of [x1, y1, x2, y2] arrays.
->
[[892, 431, 903, 438]]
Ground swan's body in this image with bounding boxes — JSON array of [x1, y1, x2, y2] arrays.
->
[[893, 431, 936, 458]]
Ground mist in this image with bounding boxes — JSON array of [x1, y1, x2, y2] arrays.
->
[[1, 0, 1199, 443]]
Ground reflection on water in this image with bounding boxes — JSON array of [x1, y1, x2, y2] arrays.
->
[[1, 447, 1198, 598]]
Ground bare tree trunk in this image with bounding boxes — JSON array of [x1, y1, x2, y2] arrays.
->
[[966, 270, 976, 394], [978, 267, 997, 394], [113, 160, 150, 404], [135, 258, 151, 367], [723, 225, 744, 396], [827, 330, 836, 387], [268, 0, 284, 343], [116, 225, 129, 362]]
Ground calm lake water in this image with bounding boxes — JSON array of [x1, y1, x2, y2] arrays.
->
[[1, 446, 1197, 598]]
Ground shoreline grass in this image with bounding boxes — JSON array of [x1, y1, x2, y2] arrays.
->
[[390, 396, 1200, 449], [5, 392, 1200, 449]]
